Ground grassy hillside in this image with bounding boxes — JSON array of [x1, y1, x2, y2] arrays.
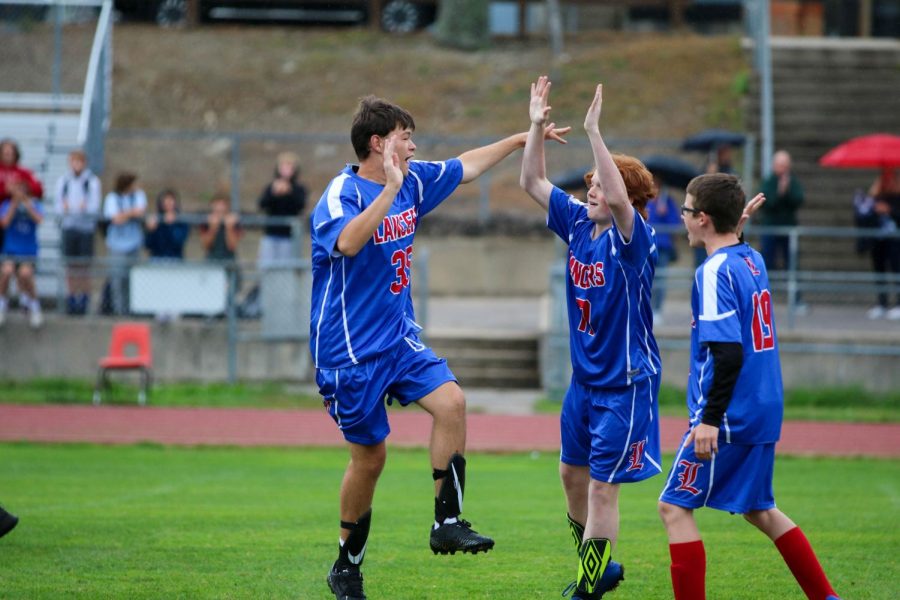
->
[[4, 23, 749, 214]]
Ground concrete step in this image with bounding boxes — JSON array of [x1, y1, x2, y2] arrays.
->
[[429, 332, 541, 389]]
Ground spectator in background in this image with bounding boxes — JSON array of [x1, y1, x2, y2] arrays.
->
[[55, 149, 101, 316], [199, 193, 242, 262], [855, 170, 900, 320], [705, 144, 735, 175], [103, 172, 146, 315], [145, 189, 189, 260], [0, 179, 44, 328], [257, 152, 306, 267], [200, 193, 244, 311], [759, 150, 804, 271], [695, 144, 737, 267], [144, 189, 189, 323], [0, 139, 44, 254], [647, 175, 681, 325]]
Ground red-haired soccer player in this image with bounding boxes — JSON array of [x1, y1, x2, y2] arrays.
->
[[521, 77, 662, 598]]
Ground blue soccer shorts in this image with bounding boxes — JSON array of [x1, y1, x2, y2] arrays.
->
[[315, 334, 457, 446], [559, 373, 662, 484], [659, 431, 776, 514]]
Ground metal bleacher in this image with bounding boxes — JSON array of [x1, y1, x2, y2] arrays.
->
[[0, 0, 112, 302]]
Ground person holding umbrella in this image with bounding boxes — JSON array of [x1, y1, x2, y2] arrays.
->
[[857, 170, 900, 320], [819, 134, 900, 320]]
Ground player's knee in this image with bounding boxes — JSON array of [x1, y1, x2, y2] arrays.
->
[[0, 261, 13, 277], [588, 479, 618, 507], [658, 500, 683, 525], [352, 444, 387, 478], [439, 384, 466, 419], [17, 263, 34, 279], [559, 463, 586, 492]]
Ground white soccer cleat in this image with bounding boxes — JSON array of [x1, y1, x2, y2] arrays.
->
[[29, 305, 43, 329], [887, 306, 900, 321], [866, 305, 886, 320]]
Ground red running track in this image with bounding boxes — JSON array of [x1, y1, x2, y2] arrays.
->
[[0, 404, 898, 457]]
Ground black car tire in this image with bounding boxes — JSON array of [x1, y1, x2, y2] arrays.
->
[[156, 0, 187, 26], [381, 0, 422, 33]]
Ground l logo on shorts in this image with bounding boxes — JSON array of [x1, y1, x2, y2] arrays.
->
[[626, 439, 646, 472], [675, 460, 703, 495]]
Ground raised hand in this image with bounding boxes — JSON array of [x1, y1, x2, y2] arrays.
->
[[543, 123, 571, 145], [583, 83, 603, 134], [737, 192, 766, 237], [530, 76, 553, 126], [383, 133, 404, 189]]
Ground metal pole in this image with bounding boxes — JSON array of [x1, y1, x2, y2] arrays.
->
[[479, 173, 490, 225], [417, 245, 430, 338], [230, 134, 241, 213], [759, 0, 774, 177], [52, 1, 63, 105], [786, 227, 799, 329], [226, 264, 238, 384]]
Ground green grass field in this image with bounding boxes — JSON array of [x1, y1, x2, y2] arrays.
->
[[1, 444, 897, 599]]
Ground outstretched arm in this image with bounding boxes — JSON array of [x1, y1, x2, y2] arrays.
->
[[335, 134, 404, 257], [584, 84, 633, 237], [519, 76, 557, 212], [459, 121, 569, 185]]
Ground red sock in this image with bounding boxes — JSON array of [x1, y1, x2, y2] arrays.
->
[[774, 527, 837, 600], [669, 540, 706, 600]]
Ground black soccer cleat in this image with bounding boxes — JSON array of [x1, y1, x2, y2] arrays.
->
[[326, 563, 366, 600], [430, 519, 495, 555], [0, 506, 18, 539]]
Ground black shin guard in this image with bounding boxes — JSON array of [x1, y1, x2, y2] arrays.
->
[[566, 513, 585, 551], [433, 453, 466, 523], [336, 509, 372, 568]]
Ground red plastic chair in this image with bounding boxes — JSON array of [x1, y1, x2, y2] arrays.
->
[[93, 323, 153, 406]]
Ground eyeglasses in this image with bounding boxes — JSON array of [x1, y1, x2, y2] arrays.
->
[[680, 205, 702, 216]]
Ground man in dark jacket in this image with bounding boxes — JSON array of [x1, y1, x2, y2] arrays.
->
[[759, 150, 804, 272]]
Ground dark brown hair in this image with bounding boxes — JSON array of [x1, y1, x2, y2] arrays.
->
[[686, 173, 745, 233], [114, 172, 137, 195], [350, 95, 416, 160]]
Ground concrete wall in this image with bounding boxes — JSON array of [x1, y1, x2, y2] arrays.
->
[[0, 318, 311, 383], [415, 233, 561, 297], [1, 315, 897, 392]]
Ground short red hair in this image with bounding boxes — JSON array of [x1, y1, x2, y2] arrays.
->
[[584, 154, 655, 220]]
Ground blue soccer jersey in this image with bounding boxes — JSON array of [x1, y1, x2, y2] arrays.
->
[[687, 244, 783, 444], [310, 159, 463, 369], [547, 186, 660, 388], [0, 199, 42, 257]]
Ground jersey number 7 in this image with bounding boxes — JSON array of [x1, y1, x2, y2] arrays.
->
[[575, 298, 596, 336]]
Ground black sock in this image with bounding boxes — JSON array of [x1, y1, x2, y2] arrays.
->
[[335, 509, 371, 569], [433, 453, 466, 523]]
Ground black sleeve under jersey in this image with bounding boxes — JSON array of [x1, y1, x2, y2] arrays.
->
[[701, 342, 744, 428]]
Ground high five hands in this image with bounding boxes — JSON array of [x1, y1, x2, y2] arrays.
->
[[531, 76, 571, 144], [584, 83, 603, 135]]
